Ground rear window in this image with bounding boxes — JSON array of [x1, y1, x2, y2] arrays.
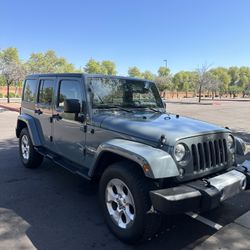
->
[[23, 79, 37, 102]]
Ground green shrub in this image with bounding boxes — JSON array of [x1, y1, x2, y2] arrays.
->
[[4, 92, 16, 98], [0, 93, 3, 98]]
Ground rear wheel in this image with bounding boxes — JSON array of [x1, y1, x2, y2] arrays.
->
[[19, 128, 43, 168], [99, 161, 161, 243]]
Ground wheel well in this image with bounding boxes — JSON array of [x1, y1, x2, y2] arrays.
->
[[16, 120, 27, 138], [92, 151, 144, 181]]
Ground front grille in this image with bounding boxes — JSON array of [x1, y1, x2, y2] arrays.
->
[[191, 139, 228, 172]]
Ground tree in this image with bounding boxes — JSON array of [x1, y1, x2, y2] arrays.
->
[[84, 59, 117, 75], [155, 66, 173, 95], [206, 72, 221, 99], [228, 85, 242, 98], [173, 71, 190, 97], [101, 60, 117, 75], [227, 66, 250, 97], [228, 67, 240, 86], [142, 70, 154, 80], [158, 66, 170, 77], [26, 50, 76, 74], [154, 76, 172, 92], [238, 67, 250, 97], [84, 59, 103, 74], [0, 76, 5, 86], [209, 67, 231, 96], [0, 47, 25, 103], [196, 64, 212, 102], [128, 67, 141, 78]]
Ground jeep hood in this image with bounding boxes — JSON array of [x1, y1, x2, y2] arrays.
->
[[95, 112, 228, 145]]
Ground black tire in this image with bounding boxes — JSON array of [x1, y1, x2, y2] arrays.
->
[[99, 161, 161, 243], [19, 128, 43, 168]]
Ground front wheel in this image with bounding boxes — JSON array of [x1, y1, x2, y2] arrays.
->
[[99, 162, 161, 243], [19, 128, 43, 168]]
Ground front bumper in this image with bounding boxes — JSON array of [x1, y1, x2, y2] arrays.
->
[[150, 160, 250, 214]]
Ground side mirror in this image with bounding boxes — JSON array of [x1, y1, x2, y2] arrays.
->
[[162, 99, 167, 109], [64, 99, 80, 113]]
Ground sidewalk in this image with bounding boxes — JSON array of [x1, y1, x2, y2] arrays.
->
[[194, 211, 250, 250]]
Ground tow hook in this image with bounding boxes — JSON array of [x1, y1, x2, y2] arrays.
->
[[236, 160, 250, 189], [202, 178, 211, 188]]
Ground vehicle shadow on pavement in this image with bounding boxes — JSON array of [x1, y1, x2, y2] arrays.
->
[[0, 137, 247, 250]]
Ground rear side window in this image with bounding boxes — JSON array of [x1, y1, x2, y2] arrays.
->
[[38, 79, 55, 105], [23, 79, 37, 102]]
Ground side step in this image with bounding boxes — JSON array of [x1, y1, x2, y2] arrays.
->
[[35, 146, 91, 180]]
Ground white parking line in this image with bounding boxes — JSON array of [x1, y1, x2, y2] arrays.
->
[[186, 212, 223, 230]]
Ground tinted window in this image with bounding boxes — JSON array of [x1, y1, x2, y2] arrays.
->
[[38, 79, 55, 105], [23, 79, 37, 102], [58, 80, 82, 109]]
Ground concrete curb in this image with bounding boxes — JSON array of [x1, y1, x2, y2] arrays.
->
[[0, 104, 19, 112], [166, 101, 213, 105]]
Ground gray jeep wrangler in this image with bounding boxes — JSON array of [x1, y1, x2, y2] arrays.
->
[[16, 73, 250, 243]]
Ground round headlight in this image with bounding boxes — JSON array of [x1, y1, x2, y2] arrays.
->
[[227, 135, 235, 149], [174, 143, 186, 161]]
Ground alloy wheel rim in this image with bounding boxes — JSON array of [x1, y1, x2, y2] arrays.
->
[[105, 178, 136, 229], [21, 135, 30, 160]]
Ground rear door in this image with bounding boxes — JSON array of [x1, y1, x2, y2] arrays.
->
[[34, 77, 56, 149], [52, 77, 86, 166]]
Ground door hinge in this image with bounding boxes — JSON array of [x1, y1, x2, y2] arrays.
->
[[80, 125, 87, 133], [84, 125, 87, 133]]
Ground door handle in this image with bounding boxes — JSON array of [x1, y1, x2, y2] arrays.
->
[[35, 109, 43, 115]]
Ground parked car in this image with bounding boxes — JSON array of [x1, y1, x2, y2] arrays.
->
[[16, 73, 250, 243]]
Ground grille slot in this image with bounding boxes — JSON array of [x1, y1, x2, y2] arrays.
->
[[191, 139, 228, 173]]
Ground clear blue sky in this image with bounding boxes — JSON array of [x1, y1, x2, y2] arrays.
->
[[1, 0, 250, 75]]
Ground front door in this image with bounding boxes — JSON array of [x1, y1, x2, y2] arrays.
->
[[34, 78, 56, 149], [52, 78, 86, 166]]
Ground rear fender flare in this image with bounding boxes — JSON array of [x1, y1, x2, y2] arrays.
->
[[16, 114, 42, 146]]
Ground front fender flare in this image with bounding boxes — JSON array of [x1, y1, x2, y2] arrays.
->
[[235, 136, 247, 156], [89, 139, 180, 179], [17, 114, 42, 146]]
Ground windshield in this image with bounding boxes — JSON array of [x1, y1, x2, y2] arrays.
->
[[87, 77, 163, 109]]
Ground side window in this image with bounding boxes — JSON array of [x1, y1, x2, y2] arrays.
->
[[58, 80, 82, 109], [57, 79, 82, 120], [38, 79, 55, 106], [23, 79, 37, 102]]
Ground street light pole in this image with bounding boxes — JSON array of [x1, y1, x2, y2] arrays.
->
[[163, 59, 168, 68]]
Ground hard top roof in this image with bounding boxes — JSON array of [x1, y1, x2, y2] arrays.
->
[[25, 73, 152, 82]]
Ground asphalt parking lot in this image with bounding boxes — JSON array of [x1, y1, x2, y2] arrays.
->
[[0, 102, 250, 250]]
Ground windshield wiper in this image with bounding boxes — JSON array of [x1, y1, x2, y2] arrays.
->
[[112, 105, 133, 113], [94, 104, 133, 113], [132, 105, 164, 113], [143, 107, 162, 113]]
